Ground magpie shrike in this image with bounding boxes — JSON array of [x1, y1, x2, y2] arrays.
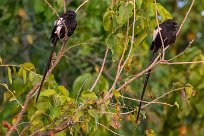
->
[[136, 19, 178, 123], [36, 10, 77, 102]]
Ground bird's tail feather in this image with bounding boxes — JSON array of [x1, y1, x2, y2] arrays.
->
[[136, 50, 157, 123], [36, 37, 58, 103]]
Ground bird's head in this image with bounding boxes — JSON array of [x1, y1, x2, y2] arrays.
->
[[164, 19, 178, 31], [66, 10, 76, 20]]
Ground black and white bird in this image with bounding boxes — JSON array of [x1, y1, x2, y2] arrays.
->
[[136, 19, 178, 123], [36, 10, 77, 102]]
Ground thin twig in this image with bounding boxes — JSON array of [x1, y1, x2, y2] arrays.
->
[[0, 83, 23, 107], [63, 0, 66, 13], [98, 122, 122, 136], [75, 0, 89, 12], [168, 39, 194, 61], [160, 61, 204, 65], [176, 0, 195, 36], [90, 48, 109, 91], [142, 87, 184, 108]]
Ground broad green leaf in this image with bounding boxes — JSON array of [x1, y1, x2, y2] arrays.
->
[[184, 83, 194, 99], [12, 66, 17, 75], [56, 131, 66, 136], [156, 3, 172, 21], [136, 0, 143, 9], [23, 69, 27, 84], [72, 110, 84, 122], [30, 110, 45, 122], [88, 109, 98, 125], [106, 33, 125, 61], [39, 89, 56, 97], [57, 85, 69, 96], [116, 1, 133, 26], [7, 67, 12, 84], [73, 73, 93, 97], [28, 72, 35, 82], [103, 10, 114, 31], [88, 109, 98, 117], [148, 3, 172, 21], [80, 91, 98, 104], [36, 101, 52, 110], [50, 106, 61, 120], [134, 30, 148, 46], [18, 62, 35, 77]]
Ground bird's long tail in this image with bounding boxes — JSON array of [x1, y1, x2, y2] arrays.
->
[[136, 50, 157, 123], [36, 37, 58, 103]]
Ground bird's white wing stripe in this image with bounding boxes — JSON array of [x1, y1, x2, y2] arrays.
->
[[153, 27, 162, 41]]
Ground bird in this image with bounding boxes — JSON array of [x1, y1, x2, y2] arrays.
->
[[136, 19, 178, 123], [36, 10, 77, 103]]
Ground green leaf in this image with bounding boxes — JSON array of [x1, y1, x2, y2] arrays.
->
[[72, 110, 84, 122], [7, 67, 12, 84], [88, 109, 98, 125], [145, 129, 156, 136], [116, 1, 133, 26], [57, 85, 69, 96], [36, 101, 52, 110], [103, 10, 114, 31], [50, 106, 61, 120], [56, 131, 66, 136], [184, 83, 194, 99], [156, 3, 172, 21], [0, 57, 2, 64], [23, 69, 27, 84], [134, 30, 148, 46], [39, 89, 56, 97], [80, 92, 98, 104], [30, 110, 45, 122], [12, 66, 17, 75], [73, 73, 93, 97], [28, 72, 35, 82], [136, 0, 143, 9], [106, 33, 125, 61]]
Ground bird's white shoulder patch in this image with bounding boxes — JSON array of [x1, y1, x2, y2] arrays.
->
[[54, 18, 64, 37], [54, 17, 64, 26], [153, 27, 162, 41]]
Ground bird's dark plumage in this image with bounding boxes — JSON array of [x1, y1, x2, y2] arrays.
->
[[136, 19, 178, 123], [36, 10, 77, 103]]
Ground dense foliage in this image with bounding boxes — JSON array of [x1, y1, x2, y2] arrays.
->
[[0, 0, 204, 135]]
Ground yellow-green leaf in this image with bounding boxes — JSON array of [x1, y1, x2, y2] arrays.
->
[[23, 69, 27, 84], [7, 67, 12, 84]]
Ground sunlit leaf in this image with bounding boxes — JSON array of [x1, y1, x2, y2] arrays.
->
[[39, 89, 56, 97], [7, 67, 12, 84], [50, 106, 61, 120], [103, 10, 114, 31]]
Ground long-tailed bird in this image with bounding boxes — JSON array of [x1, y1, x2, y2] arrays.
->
[[136, 19, 178, 123], [36, 10, 77, 102]]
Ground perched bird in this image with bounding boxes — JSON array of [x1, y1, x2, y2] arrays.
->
[[36, 10, 77, 102], [136, 19, 178, 123]]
